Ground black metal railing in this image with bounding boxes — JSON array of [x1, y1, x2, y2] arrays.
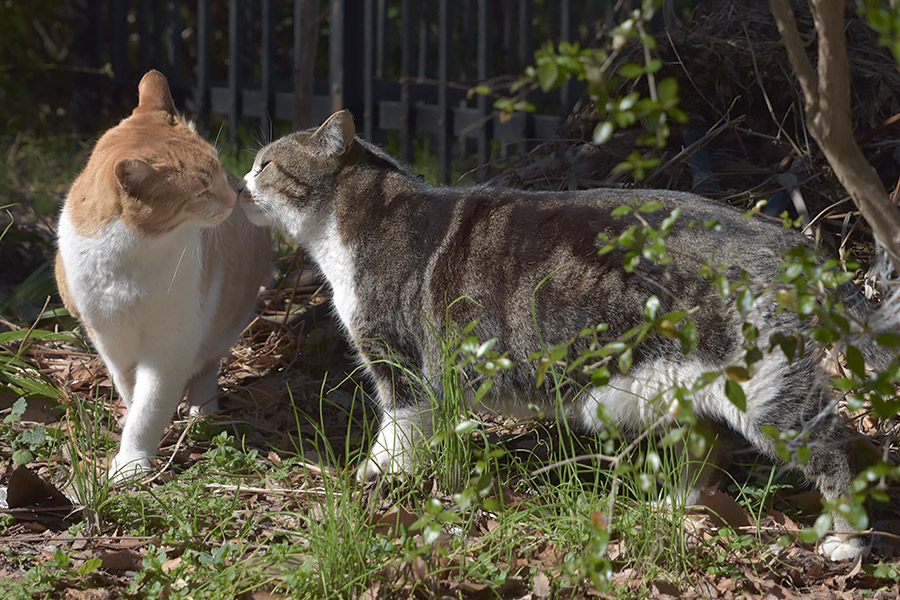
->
[[78, 1, 620, 182]]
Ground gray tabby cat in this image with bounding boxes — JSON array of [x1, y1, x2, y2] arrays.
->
[[240, 111, 893, 562]]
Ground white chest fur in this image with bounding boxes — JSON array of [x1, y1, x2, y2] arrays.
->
[[305, 215, 359, 330], [57, 208, 210, 339]]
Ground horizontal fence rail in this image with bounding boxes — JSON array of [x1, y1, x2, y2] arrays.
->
[[77, 0, 625, 182]]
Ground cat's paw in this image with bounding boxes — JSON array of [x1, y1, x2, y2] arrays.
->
[[187, 397, 219, 416], [818, 534, 870, 562], [356, 447, 411, 484], [108, 453, 152, 484]]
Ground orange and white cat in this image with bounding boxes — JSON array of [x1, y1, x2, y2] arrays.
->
[[55, 70, 271, 480]]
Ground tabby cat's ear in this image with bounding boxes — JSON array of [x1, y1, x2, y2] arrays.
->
[[310, 110, 356, 158], [114, 159, 159, 196], [135, 70, 177, 116]]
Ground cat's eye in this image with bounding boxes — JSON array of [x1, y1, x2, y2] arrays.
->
[[255, 160, 271, 175]]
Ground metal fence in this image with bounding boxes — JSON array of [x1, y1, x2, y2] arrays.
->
[[76, 1, 620, 182]]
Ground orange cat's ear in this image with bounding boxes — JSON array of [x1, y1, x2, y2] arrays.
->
[[311, 110, 355, 157], [114, 159, 159, 195], [135, 70, 176, 115]]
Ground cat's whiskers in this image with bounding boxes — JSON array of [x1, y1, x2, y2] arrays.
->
[[213, 121, 227, 154], [168, 245, 190, 294]]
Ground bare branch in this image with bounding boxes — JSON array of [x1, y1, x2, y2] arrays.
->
[[771, 0, 900, 271], [768, 0, 818, 108]]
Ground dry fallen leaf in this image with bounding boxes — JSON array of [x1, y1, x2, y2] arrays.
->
[[100, 548, 143, 571], [532, 570, 551, 599]]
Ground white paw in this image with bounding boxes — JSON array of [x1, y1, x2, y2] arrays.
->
[[818, 534, 869, 561], [187, 397, 219, 416], [356, 445, 411, 483], [109, 452, 152, 484]]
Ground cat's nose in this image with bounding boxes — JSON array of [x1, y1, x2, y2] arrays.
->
[[235, 180, 246, 195]]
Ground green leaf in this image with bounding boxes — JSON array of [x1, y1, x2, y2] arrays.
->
[[618, 63, 644, 78], [809, 327, 840, 344], [724, 380, 746, 411], [623, 251, 640, 272], [638, 201, 664, 213], [845, 345, 866, 379], [19, 426, 46, 448], [618, 347, 633, 375], [474, 379, 493, 405], [644, 295, 660, 320], [657, 77, 679, 103], [77, 557, 103, 576], [9, 397, 27, 420], [593, 121, 614, 145], [693, 371, 719, 390], [658, 319, 678, 339], [12, 449, 33, 464], [537, 60, 559, 92], [611, 204, 634, 217], [592, 366, 610, 388], [54, 548, 71, 569], [831, 377, 858, 392], [797, 294, 817, 315], [725, 366, 750, 382], [735, 289, 754, 317], [660, 208, 680, 232], [876, 332, 900, 347], [680, 319, 698, 354]]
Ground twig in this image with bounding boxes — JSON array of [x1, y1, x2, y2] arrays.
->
[[644, 112, 737, 185], [139, 414, 201, 486]]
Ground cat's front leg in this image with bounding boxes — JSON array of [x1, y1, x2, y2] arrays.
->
[[110, 362, 195, 482], [185, 360, 220, 416], [357, 363, 434, 482], [358, 404, 433, 482]]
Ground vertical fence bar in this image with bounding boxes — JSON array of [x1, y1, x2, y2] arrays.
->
[[330, 0, 364, 118], [438, 0, 450, 183], [518, 0, 533, 72], [139, 0, 151, 73], [260, 0, 274, 137], [152, 1, 164, 70], [461, 0, 475, 82], [329, 0, 345, 112], [111, 0, 130, 105], [417, 5, 428, 81], [518, 0, 534, 154], [400, 0, 413, 162], [166, 2, 183, 88], [72, 0, 101, 135], [376, 0, 386, 78], [364, 0, 375, 140], [196, 0, 210, 134], [559, 0, 574, 111], [293, 0, 318, 129], [477, 0, 493, 179], [503, 0, 514, 74], [228, 0, 242, 146]]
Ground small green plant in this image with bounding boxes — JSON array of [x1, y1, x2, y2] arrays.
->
[[205, 430, 260, 473], [4, 397, 53, 464], [474, 0, 687, 181]]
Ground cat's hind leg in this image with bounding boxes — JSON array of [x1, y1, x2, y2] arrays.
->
[[111, 360, 196, 482], [357, 404, 434, 483], [185, 359, 221, 416], [357, 362, 434, 483], [705, 357, 871, 561]]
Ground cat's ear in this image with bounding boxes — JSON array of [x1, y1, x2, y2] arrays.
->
[[135, 70, 177, 115], [310, 110, 356, 157], [114, 159, 160, 196]]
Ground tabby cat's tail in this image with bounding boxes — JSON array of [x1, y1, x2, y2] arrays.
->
[[842, 244, 900, 370]]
